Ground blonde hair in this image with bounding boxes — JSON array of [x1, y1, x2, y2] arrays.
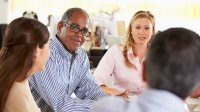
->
[[123, 11, 155, 68]]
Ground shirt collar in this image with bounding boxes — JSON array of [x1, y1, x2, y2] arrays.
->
[[51, 35, 79, 58], [127, 47, 134, 57], [127, 47, 146, 62]]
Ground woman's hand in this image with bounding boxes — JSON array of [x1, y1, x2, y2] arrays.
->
[[100, 85, 129, 99]]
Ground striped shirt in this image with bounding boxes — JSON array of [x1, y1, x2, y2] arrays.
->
[[29, 35, 106, 112]]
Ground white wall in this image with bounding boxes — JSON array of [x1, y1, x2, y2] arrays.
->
[[0, 0, 10, 24], [1, 0, 200, 35]]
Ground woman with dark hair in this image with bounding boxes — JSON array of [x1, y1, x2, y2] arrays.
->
[[0, 17, 49, 112]]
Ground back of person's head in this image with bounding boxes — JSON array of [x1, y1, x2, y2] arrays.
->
[[0, 17, 49, 111], [0, 24, 8, 49], [146, 27, 200, 99], [61, 7, 89, 23]]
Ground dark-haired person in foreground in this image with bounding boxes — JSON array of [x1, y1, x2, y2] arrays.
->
[[0, 17, 49, 112], [91, 27, 200, 112], [29, 7, 106, 112]]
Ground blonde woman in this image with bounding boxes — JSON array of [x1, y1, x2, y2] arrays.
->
[[94, 11, 155, 98], [0, 17, 49, 112]]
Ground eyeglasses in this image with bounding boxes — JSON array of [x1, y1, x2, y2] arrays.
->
[[63, 22, 91, 37]]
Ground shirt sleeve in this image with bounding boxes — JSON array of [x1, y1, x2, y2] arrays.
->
[[93, 45, 117, 85], [29, 57, 98, 112], [74, 53, 106, 100]]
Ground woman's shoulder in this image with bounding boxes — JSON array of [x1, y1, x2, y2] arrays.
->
[[8, 82, 29, 100], [109, 44, 123, 51]]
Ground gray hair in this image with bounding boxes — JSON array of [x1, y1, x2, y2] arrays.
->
[[61, 8, 89, 23]]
